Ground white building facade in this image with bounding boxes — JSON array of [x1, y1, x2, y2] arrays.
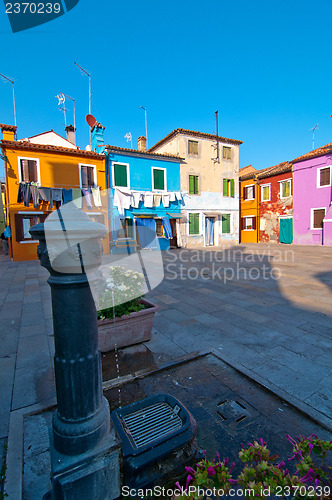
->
[[149, 128, 242, 248]]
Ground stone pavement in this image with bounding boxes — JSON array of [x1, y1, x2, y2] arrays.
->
[[0, 242, 331, 496]]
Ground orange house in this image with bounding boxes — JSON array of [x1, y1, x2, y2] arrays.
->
[[239, 172, 259, 243], [1, 124, 108, 261]]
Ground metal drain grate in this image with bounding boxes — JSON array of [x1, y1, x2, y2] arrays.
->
[[122, 402, 183, 449], [217, 400, 251, 424]]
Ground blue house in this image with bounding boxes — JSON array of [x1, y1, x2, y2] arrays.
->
[[92, 126, 183, 252]]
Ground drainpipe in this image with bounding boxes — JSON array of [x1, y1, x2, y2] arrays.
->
[[256, 176, 260, 243]]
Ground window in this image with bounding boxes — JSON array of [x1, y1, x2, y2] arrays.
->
[[318, 167, 331, 187], [15, 213, 47, 242], [189, 213, 200, 235], [244, 184, 255, 200], [222, 214, 231, 233], [242, 216, 256, 230], [152, 168, 166, 191], [223, 146, 232, 160], [80, 164, 96, 188], [156, 219, 164, 237], [188, 140, 198, 155], [19, 157, 39, 183], [312, 208, 325, 230], [117, 218, 134, 239], [261, 184, 271, 201], [113, 163, 129, 188], [280, 179, 291, 198], [223, 179, 234, 197], [189, 175, 199, 195]]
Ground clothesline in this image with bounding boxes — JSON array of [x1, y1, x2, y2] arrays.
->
[[113, 187, 186, 216], [17, 182, 102, 210]]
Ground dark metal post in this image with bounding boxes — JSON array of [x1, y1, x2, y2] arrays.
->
[[30, 204, 120, 500]]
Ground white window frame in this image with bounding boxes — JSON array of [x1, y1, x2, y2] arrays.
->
[[112, 161, 130, 189], [279, 178, 292, 199], [18, 211, 44, 243], [151, 166, 167, 192], [17, 157, 41, 185], [187, 212, 201, 236], [317, 166, 331, 188], [245, 184, 255, 201], [311, 207, 326, 230], [79, 163, 97, 189], [260, 183, 271, 202], [243, 215, 255, 231]]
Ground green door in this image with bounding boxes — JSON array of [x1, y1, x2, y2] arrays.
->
[[279, 218, 293, 244]]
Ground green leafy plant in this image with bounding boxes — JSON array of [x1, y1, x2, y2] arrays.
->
[[175, 436, 332, 500], [97, 266, 146, 320]]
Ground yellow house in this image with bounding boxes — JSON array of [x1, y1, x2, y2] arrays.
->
[[1, 124, 108, 261], [239, 172, 259, 243]]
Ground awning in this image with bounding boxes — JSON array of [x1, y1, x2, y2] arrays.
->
[[133, 214, 157, 218], [203, 212, 220, 217], [166, 213, 182, 219]]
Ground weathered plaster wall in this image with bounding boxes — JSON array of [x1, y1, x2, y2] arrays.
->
[[259, 171, 293, 243], [293, 154, 332, 245], [152, 133, 240, 246]]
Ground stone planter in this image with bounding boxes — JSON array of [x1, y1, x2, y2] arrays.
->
[[97, 298, 158, 352]]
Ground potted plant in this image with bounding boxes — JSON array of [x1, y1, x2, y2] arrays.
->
[[97, 265, 158, 352]]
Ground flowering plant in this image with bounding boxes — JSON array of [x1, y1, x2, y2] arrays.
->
[[97, 265, 146, 320], [175, 435, 331, 500]]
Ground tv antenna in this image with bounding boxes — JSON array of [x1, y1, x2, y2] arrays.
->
[[74, 62, 91, 145], [56, 93, 68, 127], [309, 123, 318, 150], [124, 132, 133, 149], [211, 110, 220, 163], [140, 106, 148, 148], [59, 92, 76, 130], [0, 73, 17, 129]]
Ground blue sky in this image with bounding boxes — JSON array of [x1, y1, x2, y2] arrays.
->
[[1, 0, 332, 179]]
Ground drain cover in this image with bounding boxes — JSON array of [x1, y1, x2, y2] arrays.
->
[[217, 400, 251, 424], [122, 402, 183, 448]]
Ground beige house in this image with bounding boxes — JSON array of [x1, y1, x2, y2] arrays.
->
[[149, 128, 242, 247]]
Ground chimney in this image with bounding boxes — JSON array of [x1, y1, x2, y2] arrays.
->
[[91, 123, 105, 154], [0, 124, 17, 142], [138, 136, 147, 152], [65, 124, 76, 146]]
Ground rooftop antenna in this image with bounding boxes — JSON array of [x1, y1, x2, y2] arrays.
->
[[211, 110, 220, 163], [74, 62, 91, 146], [309, 123, 318, 150], [60, 92, 76, 130], [0, 73, 17, 130], [124, 132, 133, 149], [140, 106, 148, 148], [55, 93, 68, 128]]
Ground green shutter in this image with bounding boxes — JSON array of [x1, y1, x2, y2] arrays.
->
[[189, 213, 199, 235], [195, 176, 199, 194], [189, 175, 195, 194], [223, 179, 228, 196], [230, 179, 234, 197], [114, 164, 128, 187], [153, 169, 165, 190], [222, 214, 231, 233]]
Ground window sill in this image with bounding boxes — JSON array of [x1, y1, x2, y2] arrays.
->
[[19, 240, 39, 244]]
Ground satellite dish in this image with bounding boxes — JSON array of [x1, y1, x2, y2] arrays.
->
[[86, 114, 97, 128]]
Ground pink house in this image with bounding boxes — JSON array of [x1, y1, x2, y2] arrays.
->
[[293, 143, 332, 245]]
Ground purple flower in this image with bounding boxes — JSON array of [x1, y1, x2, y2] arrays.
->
[[216, 451, 221, 462], [277, 461, 285, 469], [308, 443, 314, 455], [185, 475, 193, 490], [203, 450, 207, 460], [207, 466, 216, 476], [223, 457, 229, 466], [185, 466, 196, 476], [228, 478, 237, 484], [286, 435, 297, 446]]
